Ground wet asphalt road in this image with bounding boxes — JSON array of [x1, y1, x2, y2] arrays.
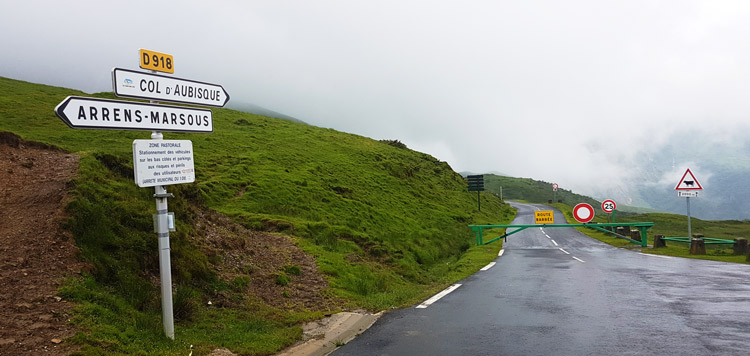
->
[[332, 202, 750, 355]]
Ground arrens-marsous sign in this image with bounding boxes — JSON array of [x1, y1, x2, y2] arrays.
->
[[55, 96, 213, 133]]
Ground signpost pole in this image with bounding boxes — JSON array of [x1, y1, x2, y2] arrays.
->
[[477, 191, 481, 212], [152, 130, 175, 340], [686, 197, 692, 238]]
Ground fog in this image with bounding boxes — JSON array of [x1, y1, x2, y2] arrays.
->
[[2, 0, 750, 206]]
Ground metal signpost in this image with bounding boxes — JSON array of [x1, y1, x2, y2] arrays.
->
[[467, 175, 484, 211], [675, 168, 703, 238], [601, 199, 616, 224], [552, 183, 558, 202], [54, 49, 228, 340]]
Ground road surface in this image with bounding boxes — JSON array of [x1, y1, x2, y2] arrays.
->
[[332, 202, 750, 355]]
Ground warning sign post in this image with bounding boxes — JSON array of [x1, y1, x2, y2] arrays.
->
[[675, 168, 703, 238]]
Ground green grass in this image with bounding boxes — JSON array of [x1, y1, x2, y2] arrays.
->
[[551, 203, 750, 263], [0, 76, 515, 354]]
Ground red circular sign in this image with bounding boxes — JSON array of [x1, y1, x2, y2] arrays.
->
[[573, 203, 595, 223], [601, 199, 616, 213]]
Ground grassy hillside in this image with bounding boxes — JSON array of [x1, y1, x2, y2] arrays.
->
[[483, 174, 600, 206], [0, 76, 514, 354]]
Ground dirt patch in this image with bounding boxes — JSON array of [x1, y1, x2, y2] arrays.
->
[[194, 209, 339, 311], [0, 133, 85, 356]]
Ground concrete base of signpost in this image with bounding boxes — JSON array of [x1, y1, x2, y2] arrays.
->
[[734, 238, 748, 255], [690, 238, 706, 255], [654, 235, 666, 248]]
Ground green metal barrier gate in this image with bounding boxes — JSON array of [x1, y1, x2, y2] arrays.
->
[[469, 222, 655, 247]]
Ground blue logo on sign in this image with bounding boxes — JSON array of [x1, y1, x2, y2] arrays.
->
[[122, 78, 135, 88]]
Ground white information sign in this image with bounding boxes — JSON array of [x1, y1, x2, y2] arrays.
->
[[133, 140, 195, 187], [113, 68, 230, 107], [677, 191, 699, 198]]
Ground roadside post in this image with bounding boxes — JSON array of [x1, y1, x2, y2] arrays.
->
[[467, 175, 484, 211], [552, 183, 558, 202], [675, 169, 703, 239], [601, 199, 616, 224], [55, 49, 228, 340]]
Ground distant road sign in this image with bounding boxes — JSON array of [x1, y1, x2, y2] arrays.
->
[[133, 140, 195, 187], [573, 203, 595, 223], [54, 96, 213, 133], [467, 175, 484, 192], [601, 199, 616, 213], [552, 183, 558, 191], [678, 191, 699, 198], [140, 48, 174, 74], [112, 68, 230, 107], [675, 168, 703, 190], [535, 210, 554, 224]]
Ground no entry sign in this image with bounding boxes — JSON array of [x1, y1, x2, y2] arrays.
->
[[573, 203, 595, 223]]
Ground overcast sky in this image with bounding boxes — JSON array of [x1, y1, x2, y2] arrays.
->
[[2, 0, 750, 199]]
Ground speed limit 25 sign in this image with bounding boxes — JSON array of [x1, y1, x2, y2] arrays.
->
[[601, 199, 616, 213]]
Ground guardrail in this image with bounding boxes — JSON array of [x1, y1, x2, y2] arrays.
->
[[468, 222, 655, 247]]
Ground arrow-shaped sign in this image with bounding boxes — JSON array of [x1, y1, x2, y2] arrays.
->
[[54, 96, 213, 133], [112, 68, 230, 107]]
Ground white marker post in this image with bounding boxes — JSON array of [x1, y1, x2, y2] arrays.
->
[[152, 131, 175, 339]]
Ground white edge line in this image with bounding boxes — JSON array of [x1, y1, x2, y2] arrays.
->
[[572, 256, 585, 263], [551, 239, 559, 246], [558, 248, 570, 255], [416, 284, 462, 309], [639, 253, 673, 259], [480, 262, 496, 271], [498, 249, 505, 257]]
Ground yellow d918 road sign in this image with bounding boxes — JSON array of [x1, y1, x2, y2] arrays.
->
[[535, 210, 554, 224], [139, 49, 174, 74]]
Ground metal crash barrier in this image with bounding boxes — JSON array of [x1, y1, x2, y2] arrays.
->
[[469, 222, 655, 248]]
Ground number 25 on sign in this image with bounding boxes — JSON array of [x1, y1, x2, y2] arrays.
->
[[140, 48, 174, 74]]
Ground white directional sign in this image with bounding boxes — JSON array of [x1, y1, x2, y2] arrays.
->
[[133, 140, 195, 187], [678, 191, 699, 198], [112, 68, 230, 107], [675, 168, 703, 190], [55, 96, 213, 133]]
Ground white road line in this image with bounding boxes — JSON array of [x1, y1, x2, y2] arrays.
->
[[639, 253, 673, 259], [558, 248, 570, 255], [551, 239, 559, 246], [572, 256, 585, 263], [498, 249, 505, 257], [480, 262, 496, 271], [416, 284, 462, 309]]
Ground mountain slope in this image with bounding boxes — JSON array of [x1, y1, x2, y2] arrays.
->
[[0, 76, 514, 354]]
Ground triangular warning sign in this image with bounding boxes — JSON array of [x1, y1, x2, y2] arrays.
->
[[675, 168, 703, 190]]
